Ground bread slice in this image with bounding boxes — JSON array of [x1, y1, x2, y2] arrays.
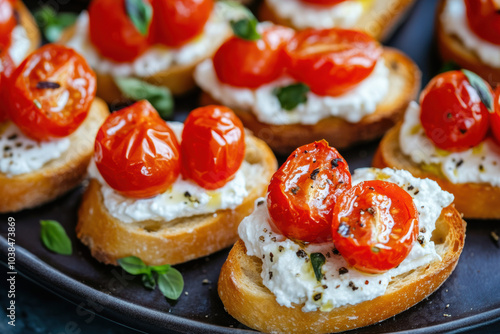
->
[[16, 0, 40, 56], [258, 0, 416, 41], [373, 124, 500, 219], [200, 48, 421, 155], [76, 135, 277, 266], [0, 98, 109, 213], [218, 204, 466, 334]]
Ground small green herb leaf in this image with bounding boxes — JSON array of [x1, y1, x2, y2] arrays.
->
[[310, 253, 326, 282], [461, 69, 494, 113], [274, 83, 310, 111], [158, 267, 184, 300], [118, 256, 151, 275], [125, 0, 153, 36], [230, 18, 261, 41], [114, 77, 174, 119], [142, 273, 156, 290], [439, 61, 460, 74], [34, 6, 77, 42], [40, 220, 72, 255], [150, 264, 171, 274]]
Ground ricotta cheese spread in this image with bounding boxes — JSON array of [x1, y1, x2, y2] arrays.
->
[[8, 25, 31, 66], [194, 58, 390, 125], [441, 0, 500, 68], [239, 167, 453, 312], [400, 101, 500, 186]]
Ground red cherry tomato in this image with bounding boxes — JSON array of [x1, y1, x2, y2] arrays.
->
[[267, 141, 352, 243], [7, 44, 96, 141], [332, 180, 419, 274], [465, 0, 500, 45], [0, 0, 16, 50], [0, 50, 14, 122], [301, 0, 347, 5], [95, 100, 181, 199], [284, 28, 382, 97], [213, 25, 294, 89], [420, 71, 490, 152], [181, 105, 245, 190], [492, 86, 500, 145], [89, 0, 151, 62], [149, 0, 213, 47]]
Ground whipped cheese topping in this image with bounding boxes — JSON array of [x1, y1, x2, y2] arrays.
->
[[239, 168, 452, 312], [0, 123, 70, 176], [195, 59, 390, 125], [400, 101, 500, 186], [265, 0, 363, 30], [8, 25, 31, 66], [441, 0, 500, 68]]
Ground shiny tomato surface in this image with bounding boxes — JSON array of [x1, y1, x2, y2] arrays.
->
[[0, 49, 14, 122], [95, 100, 181, 199], [332, 180, 419, 274], [267, 141, 351, 243], [301, 0, 347, 5], [7, 44, 96, 141], [465, 0, 500, 45], [493, 86, 500, 145], [0, 0, 16, 50], [213, 25, 294, 88], [420, 71, 490, 152], [149, 0, 213, 47], [89, 0, 151, 62], [284, 28, 382, 96], [181, 105, 245, 190]]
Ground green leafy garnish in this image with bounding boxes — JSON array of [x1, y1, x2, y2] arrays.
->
[[439, 61, 460, 74], [461, 69, 494, 113], [158, 268, 184, 300], [310, 253, 326, 282], [125, 0, 153, 36], [230, 17, 261, 41], [273, 83, 310, 111], [40, 220, 72, 255], [142, 274, 156, 290], [117, 256, 151, 275], [114, 77, 174, 119], [34, 6, 77, 42]]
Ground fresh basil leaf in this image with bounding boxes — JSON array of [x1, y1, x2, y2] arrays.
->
[[114, 77, 174, 119], [274, 83, 310, 111], [34, 6, 77, 42], [117, 256, 151, 275], [439, 61, 460, 74], [40, 220, 72, 255], [231, 17, 261, 41], [142, 273, 156, 290], [125, 0, 153, 36], [217, 1, 254, 22], [150, 264, 171, 274], [462, 69, 494, 113], [310, 253, 326, 282], [158, 267, 184, 300]]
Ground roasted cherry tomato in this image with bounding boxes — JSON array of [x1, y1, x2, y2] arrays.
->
[[492, 86, 500, 145], [89, 0, 151, 62], [0, 0, 16, 50], [284, 28, 382, 97], [332, 180, 419, 274], [267, 141, 351, 243], [7, 44, 96, 141], [301, 0, 347, 5], [420, 71, 491, 152], [95, 100, 181, 199], [149, 0, 213, 47], [213, 25, 294, 89], [0, 50, 14, 122], [181, 105, 245, 190], [465, 0, 500, 45]]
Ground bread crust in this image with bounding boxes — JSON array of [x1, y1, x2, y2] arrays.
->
[[16, 0, 40, 56], [76, 135, 277, 266], [0, 98, 109, 213], [373, 124, 500, 219], [200, 48, 421, 155], [218, 205, 466, 334]]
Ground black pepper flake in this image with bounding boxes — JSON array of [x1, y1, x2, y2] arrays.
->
[[339, 267, 348, 275], [379, 280, 382, 284], [414, 190, 420, 195], [270, 252, 274, 262], [304, 150, 309, 154], [368, 187, 375, 191], [447, 113, 452, 119], [407, 185, 414, 191], [325, 252, 331, 258], [271, 237, 277, 242], [36, 81, 61, 89], [420, 227, 427, 233], [310, 168, 320, 180], [259, 236, 265, 242], [331, 158, 342, 168], [7, 134, 17, 141], [278, 245, 284, 252], [322, 285, 328, 289], [459, 128, 467, 134], [456, 159, 464, 168], [291, 186, 300, 195], [367, 207, 375, 215], [296, 249, 307, 258], [338, 222, 350, 237], [262, 255, 265, 259], [257, 200, 265, 206], [336, 285, 340, 289], [479, 165, 485, 172], [348, 281, 358, 291], [332, 248, 340, 255], [418, 235, 425, 245], [269, 271, 273, 280], [312, 158, 317, 163], [313, 293, 322, 301]]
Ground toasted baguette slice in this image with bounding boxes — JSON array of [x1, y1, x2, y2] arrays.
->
[[258, 0, 416, 41], [201, 48, 420, 155], [76, 135, 277, 266], [373, 124, 500, 219], [16, 0, 40, 56], [0, 98, 109, 213], [218, 205, 465, 334]]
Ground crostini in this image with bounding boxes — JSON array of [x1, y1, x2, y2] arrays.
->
[[0, 44, 109, 213], [77, 102, 277, 266], [374, 70, 500, 219], [219, 141, 466, 334], [196, 23, 420, 155]]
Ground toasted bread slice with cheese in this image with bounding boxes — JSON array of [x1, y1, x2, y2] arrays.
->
[[218, 204, 465, 334], [76, 135, 277, 266], [16, 0, 40, 55], [373, 124, 500, 219], [0, 98, 109, 213], [201, 47, 420, 155]]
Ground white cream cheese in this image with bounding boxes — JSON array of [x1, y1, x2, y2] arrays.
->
[[441, 0, 500, 68], [239, 167, 452, 312], [265, 0, 363, 30], [400, 101, 500, 186], [195, 58, 390, 125], [8, 25, 31, 66], [0, 123, 70, 176]]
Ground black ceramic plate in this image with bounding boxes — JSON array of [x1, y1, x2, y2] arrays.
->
[[1, 0, 500, 333]]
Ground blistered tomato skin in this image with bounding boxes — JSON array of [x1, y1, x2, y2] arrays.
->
[[284, 28, 382, 97], [0, 0, 16, 50], [420, 71, 491, 152], [493, 86, 500, 145], [181, 105, 245, 190], [267, 140, 352, 243], [7, 44, 96, 141], [95, 100, 181, 199], [332, 180, 419, 274], [465, 0, 500, 45]]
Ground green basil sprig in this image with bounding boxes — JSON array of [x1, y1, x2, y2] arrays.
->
[[230, 18, 261, 41], [310, 253, 326, 282], [461, 69, 494, 113], [40, 220, 72, 255], [34, 6, 78, 42], [273, 83, 310, 111], [125, 0, 153, 36]]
